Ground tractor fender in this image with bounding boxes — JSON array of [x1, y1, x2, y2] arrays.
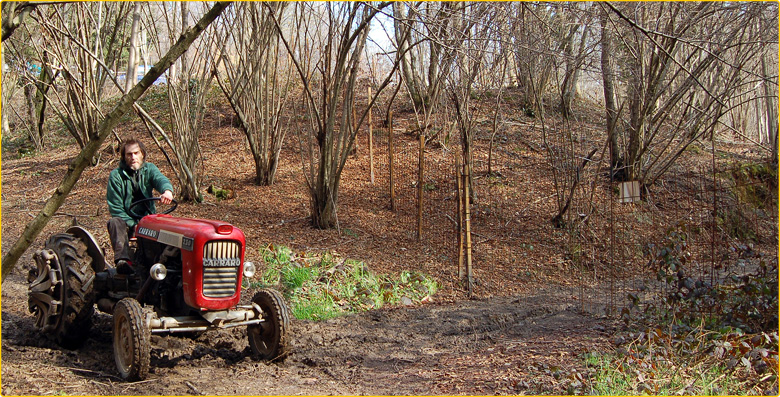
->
[[66, 225, 107, 272]]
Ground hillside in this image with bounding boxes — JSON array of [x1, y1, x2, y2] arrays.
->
[[2, 88, 777, 394]]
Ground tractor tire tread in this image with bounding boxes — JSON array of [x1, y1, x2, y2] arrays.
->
[[113, 298, 151, 381], [44, 233, 96, 349], [249, 288, 290, 360]]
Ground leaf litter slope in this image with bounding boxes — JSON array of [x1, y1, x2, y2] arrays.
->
[[0, 94, 745, 394]]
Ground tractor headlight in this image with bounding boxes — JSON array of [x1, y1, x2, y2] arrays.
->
[[243, 261, 256, 278], [150, 263, 167, 281]]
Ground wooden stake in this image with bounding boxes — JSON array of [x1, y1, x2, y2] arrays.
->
[[456, 154, 464, 280], [463, 158, 473, 295], [368, 86, 374, 184], [388, 110, 395, 211], [352, 98, 358, 155], [417, 132, 425, 241]]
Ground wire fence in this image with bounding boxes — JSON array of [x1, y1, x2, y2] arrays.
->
[[567, 144, 778, 318], [355, 101, 459, 244], [296, 79, 777, 315]]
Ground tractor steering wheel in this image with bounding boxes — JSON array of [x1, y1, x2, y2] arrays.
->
[[128, 197, 178, 220]]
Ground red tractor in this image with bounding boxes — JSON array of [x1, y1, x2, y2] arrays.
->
[[27, 198, 289, 380]]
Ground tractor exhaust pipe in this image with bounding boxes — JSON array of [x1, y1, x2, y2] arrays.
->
[[135, 273, 155, 302]]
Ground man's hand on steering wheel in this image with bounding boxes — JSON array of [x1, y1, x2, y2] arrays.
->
[[128, 195, 179, 220], [160, 190, 174, 205]]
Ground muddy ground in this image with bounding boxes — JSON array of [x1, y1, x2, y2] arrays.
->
[[2, 278, 612, 395]]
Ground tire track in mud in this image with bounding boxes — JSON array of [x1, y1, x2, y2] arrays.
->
[[281, 291, 597, 395], [2, 282, 613, 396]]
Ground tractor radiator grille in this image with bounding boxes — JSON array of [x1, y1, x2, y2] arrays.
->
[[202, 241, 241, 298]]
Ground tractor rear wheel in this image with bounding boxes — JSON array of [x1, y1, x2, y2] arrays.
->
[[28, 233, 96, 349], [248, 289, 289, 360], [113, 298, 151, 381]]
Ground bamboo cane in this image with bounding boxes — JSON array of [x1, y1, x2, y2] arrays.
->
[[464, 158, 473, 295], [389, 109, 395, 211], [368, 86, 374, 184], [352, 98, 358, 155], [456, 154, 464, 281], [417, 132, 425, 241]]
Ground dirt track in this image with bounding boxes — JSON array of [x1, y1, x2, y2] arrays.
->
[[2, 276, 613, 396]]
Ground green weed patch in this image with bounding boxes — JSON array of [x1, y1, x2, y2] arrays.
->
[[248, 244, 439, 320]]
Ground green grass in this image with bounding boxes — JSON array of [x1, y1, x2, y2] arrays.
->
[[585, 349, 747, 395], [249, 244, 439, 321], [582, 325, 779, 396], [281, 264, 314, 290]]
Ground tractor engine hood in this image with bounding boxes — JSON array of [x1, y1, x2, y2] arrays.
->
[[136, 214, 247, 310], [136, 214, 244, 247]]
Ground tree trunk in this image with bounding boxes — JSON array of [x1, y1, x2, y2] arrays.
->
[[254, 153, 278, 186], [463, 158, 473, 295], [32, 78, 48, 150], [1, 105, 9, 136], [1, 1, 231, 283], [417, 132, 425, 241], [2, 2, 36, 42], [31, 51, 58, 150], [179, 2, 189, 83], [627, 88, 644, 181], [600, 10, 621, 174], [393, 3, 422, 108], [1, 41, 11, 137], [561, 21, 587, 119], [761, 36, 778, 163], [125, 2, 141, 93], [311, 181, 338, 229], [140, 29, 148, 71], [388, 110, 395, 211], [24, 83, 36, 145], [92, 3, 102, 70], [456, 155, 464, 280]]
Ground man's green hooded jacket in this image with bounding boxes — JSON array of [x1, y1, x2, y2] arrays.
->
[[106, 161, 173, 228]]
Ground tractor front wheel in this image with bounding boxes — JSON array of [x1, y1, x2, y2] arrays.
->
[[113, 298, 151, 381], [248, 289, 289, 360]]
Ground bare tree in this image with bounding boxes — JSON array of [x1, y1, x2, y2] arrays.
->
[[2, 1, 39, 41], [486, 42, 511, 176], [759, 8, 779, 162], [600, 7, 621, 172], [556, 3, 595, 119], [510, 3, 557, 115], [8, 38, 57, 151], [2, 1, 231, 281], [1, 45, 21, 137], [270, 2, 394, 229], [4, 12, 58, 150], [25, 51, 55, 150], [446, 2, 496, 204], [16, 2, 132, 152], [214, 2, 293, 185], [393, 2, 477, 148], [393, 2, 450, 110], [125, 3, 142, 94], [143, 2, 223, 202], [605, 2, 771, 184]]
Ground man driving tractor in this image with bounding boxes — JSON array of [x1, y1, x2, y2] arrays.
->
[[29, 140, 286, 382], [106, 138, 174, 273]]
